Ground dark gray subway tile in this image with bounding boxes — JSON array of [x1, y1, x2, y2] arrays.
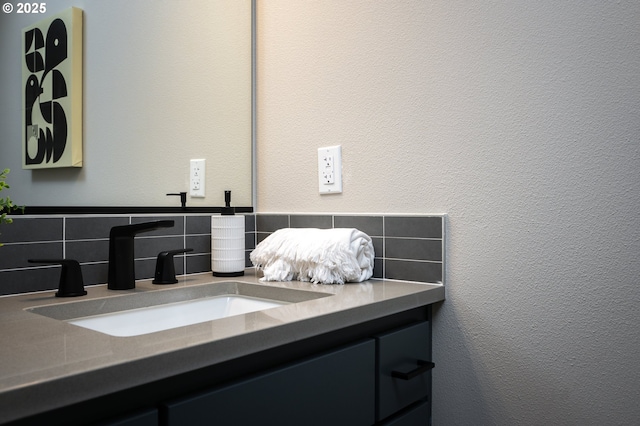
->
[[186, 254, 211, 274], [256, 215, 289, 233], [0, 268, 60, 295], [186, 216, 211, 235], [0, 242, 63, 269], [185, 235, 211, 255], [245, 232, 255, 250], [334, 216, 383, 237], [134, 258, 157, 280], [130, 216, 184, 236], [373, 258, 384, 279], [371, 237, 383, 260], [385, 238, 443, 262], [66, 240, 110, 263], [80, 262, 108, 286], [134, 236, 185, 259], [256, 232, 271, 245], [66, 216, 129, 240], [385, 216, 442, 239], [290, 215, 332, 229], [0, 217, 63, 243], [168, 256, 186, 276], [244, 214, 256, 232], [385, 259, 442, 283]]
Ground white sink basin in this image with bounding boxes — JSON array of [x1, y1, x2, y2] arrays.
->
[[68, 295, 286, 337], [27, 281, 330, 337]]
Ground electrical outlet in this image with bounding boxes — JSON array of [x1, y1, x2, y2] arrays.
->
[[321, 153, 335, 183], [190, 159, 205, 197], [318, 146, 342, 194]]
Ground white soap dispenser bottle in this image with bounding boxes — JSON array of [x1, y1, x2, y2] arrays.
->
[[211, 191, 245, 277]]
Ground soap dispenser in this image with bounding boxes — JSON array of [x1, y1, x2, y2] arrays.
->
[[211, 190, 245, 277]]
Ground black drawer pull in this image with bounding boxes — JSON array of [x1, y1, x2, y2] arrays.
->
[[391, 360, 434, 380]]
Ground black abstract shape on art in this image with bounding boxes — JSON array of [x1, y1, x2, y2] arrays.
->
[[24, 75, 42, 126], [24, 75, 45, 165], [51, 69, 68, 99], [45, 19, 68, 73], [24, 18, 69, 166], [24, 28, 44, 72]]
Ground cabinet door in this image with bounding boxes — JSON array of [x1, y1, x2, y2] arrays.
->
[[163, 339, 375, 426], [375, 321, 432, 422], [380, 400, 431, 426], [102, 408, 158, 426]]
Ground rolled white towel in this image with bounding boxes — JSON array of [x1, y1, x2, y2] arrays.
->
[[250, 228, 375, 284]]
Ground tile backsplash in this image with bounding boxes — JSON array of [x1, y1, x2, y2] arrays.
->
[[0, 213, 444, 296]]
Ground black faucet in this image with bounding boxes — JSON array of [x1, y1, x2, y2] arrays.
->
[[108, 220, 175, 290]]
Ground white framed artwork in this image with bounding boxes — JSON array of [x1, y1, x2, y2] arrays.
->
[[22, 7, 83, 169]]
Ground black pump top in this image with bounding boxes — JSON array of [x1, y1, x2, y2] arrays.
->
[[221, 190, 235, 215], [166, 192, 187, 208]]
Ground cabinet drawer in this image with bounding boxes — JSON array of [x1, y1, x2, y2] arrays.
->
[[375, 321, 432, 421], [163, 339, 375, 426]]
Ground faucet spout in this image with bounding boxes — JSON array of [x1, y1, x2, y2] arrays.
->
[[108, 220, 175, 290]]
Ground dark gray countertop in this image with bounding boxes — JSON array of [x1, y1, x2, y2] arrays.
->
[[0, 270, 444, 423]]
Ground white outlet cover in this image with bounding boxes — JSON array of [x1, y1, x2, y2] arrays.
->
[[190, 159, 205, 197], [318, 146, 342, 194]]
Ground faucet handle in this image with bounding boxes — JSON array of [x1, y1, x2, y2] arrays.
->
[[153, 248, 194, 284], [28, 259, 87, 297]]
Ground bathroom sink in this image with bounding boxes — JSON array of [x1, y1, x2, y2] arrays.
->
[[67, 295, 285, 337], [27, 281, 331, 337]]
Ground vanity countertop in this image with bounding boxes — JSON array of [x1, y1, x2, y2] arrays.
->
[[0, 270, 444, 423]]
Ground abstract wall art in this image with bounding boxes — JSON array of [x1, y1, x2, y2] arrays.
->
[[22, 7, 83, 169]]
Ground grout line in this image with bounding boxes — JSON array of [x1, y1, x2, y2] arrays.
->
[[0, 240, 64, 245], [384, 236, 443, 241], [381, 215, 385, 279], [384, 258, 443, 264], [62, 217, 66, 259], [1, 265, 61, 272]]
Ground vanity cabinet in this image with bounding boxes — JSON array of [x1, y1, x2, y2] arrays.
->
[[10, 306, 434, 426], [162, 319, 432, 426]]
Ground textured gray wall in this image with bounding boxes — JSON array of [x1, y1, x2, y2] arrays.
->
[[255, 1, 640, 424]]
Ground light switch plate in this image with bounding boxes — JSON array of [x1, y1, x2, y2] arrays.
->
[[318, 146, 342, 194]]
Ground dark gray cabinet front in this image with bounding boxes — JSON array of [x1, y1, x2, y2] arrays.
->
[[375, 321, 432, 422], [103, 408, 159, 426], [380, 401, 430, 426], [163, 339, 376, 426]]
